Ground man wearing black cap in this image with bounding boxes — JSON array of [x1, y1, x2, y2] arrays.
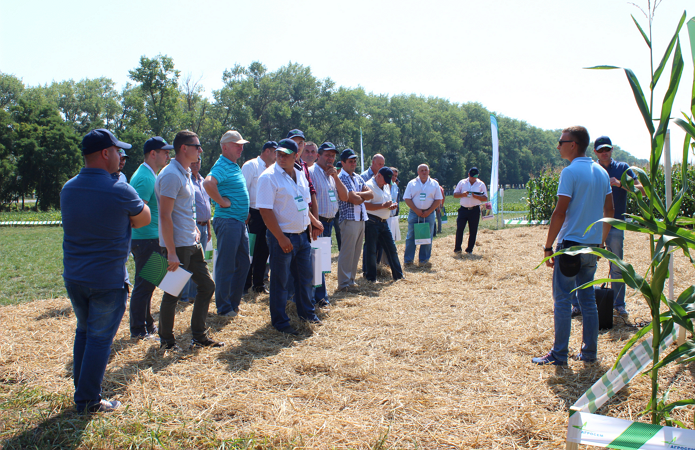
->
[[287, 129, 322, 240], [242, 141, 278, 294], [363, 166, 404, 282], [336, 149, 374, 291], [128, 136, 172, 339], [257, 139, 322, 335], [452, 167, 488, 254], [62, 129, 151, 413], [309, 142, 349, 306], [116, 149, 129, 183], [570, 136, 645, 318]]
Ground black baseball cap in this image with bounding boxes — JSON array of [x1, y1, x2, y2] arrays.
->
[[469, 167, 480, 177], [82, 129, 131, 155], [286, 129, 306, 140], [340, 148, 357, 161], [318, 142, 337, 153], [276, 138, 299, 154], [594, 136, 613, 151], [262, 141, 279, 151], [378, 167, 393, 185], [143, 136, 174, 154]]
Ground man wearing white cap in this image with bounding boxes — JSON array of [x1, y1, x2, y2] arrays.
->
[[203, 130, 251, 317]]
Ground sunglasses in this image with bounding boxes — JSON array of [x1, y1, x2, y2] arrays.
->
[[558, 140, 576, 145], [595, 147, 612, 153], [185, 143, 203, 149]]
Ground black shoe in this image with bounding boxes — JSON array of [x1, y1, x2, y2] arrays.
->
[[160, 341, 183, 352], [278, 326, 299, 335], [454, 249, 462, 253], [301, 316, 323, 325], [190, 337, 224, 349], [571, 306, 582, 317], [253, 285, 270, 294], [316, 298, 330, 308]]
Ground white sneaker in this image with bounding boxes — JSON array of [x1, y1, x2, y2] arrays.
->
[[97, 399, 121, 412]]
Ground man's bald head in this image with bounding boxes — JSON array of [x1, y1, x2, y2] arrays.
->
[[370, 154, 385, 173]]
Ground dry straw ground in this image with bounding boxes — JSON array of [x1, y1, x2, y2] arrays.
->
[[1, 226, 694, 449]]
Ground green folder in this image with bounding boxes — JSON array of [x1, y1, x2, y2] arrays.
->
[[139, 252, 169, 286], [414, 222, 432, 245], [248, 232, 256, 262]]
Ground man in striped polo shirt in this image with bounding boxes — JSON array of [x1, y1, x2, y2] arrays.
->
[[203, 130, 251, 317]]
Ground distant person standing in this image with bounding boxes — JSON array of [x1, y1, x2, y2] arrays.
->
[[62, 129, 151, 412], [433, 179, 446, 237], [157, 130, 220, 351], [403, 164, 442, 266], [532, 126, 613, 366], [128, 136, 172, 339], [387, 167, 401, 242], [309, 142, 349, 306], [571, 136, 645, 318], [363, 166, 404, 282], [452, 167, 488, 254], [257, 139, 322, 335], [361, 154, 385, 182], [203, 130, 251, 317], [242, 140, 278, 294], [116, 149, 129, 183], [337, 149, 373, 291]]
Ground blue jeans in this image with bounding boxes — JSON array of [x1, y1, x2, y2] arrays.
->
[[65, 281, 128, 412], [404, 211, 436, 264], [129, 238, 160, 337], [605, 227, 626, 308], [181, 223, 208, 301], [364, 216, 403, 281], [212, 217, 250, 315], [551, 250, 599, 362], [267, 230, 319, 330], [314, 218, 334, 304]]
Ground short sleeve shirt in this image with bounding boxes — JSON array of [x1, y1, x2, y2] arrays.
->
[[256, 163, 311, 233], [241, 156, 267, 210], [309, 163, 339, 219], [403, 177, 443, 210], [605, 159, 637, 220], [130, 163, 159, 239], [209, 155, 249, 222], [155, 159, 197, 247], [366, 178, 393, 220], [556, 157, 612, 245], [61, 168, 145, 289], [454, 178, 488, 207], [338, 170, 368, 222]]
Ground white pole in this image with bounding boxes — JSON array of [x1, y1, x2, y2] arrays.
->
[[360, 128, 365, 174], [500, 187, 505, 227]]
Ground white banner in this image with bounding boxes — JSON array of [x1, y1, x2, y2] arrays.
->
[[490, 115, 499, 214]]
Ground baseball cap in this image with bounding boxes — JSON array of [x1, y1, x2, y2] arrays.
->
[[594, 136, 613, 151], [81, 129, 131, 155], [262, 141, 278, 151], [143, 136, 174, 153], [378, 167, 393, 185], [117, 149, 129, 158], [286, 129, 306, 140], [318, 142, 337, 153], [276, 138, 299, 154], [469, 167, 480, 177], [336, 161, 343, 169], [220, 130, 249, 145], [340, 149, 357, 161]]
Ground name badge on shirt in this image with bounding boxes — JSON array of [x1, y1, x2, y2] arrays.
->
[[328, 190, 337, 202], [294, 196, 307, 211], [419, 192, 427, 201]]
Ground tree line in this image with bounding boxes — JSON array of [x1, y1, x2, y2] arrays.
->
[[0, 55, 648, 210]]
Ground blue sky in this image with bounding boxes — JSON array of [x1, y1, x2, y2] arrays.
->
[[1, 0, 693, 161]]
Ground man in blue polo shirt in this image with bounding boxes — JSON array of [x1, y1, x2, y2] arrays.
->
[[533, 126, 613, 366], [203, 130, 251, 317], [129, 136, 172, 339], [571, 136, 645, 318], [62, 129, 151, 413]]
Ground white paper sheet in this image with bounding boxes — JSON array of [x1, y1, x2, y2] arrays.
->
[[311, 247, 322, 287], [159, 266, 193, 297], [317, 237, 332, 273]]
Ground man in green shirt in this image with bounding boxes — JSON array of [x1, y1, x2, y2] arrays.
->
[[128, 136, 172, 339]]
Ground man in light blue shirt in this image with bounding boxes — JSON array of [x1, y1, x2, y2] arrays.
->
[[203, 130, 251, 317], [533, 126, 613, 366]]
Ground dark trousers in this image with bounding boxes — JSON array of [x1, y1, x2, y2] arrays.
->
[[454, 206, 480, 253], [245, 208, 270, 290], [364, 216, 404, 281], [129, 238, 159, 337], [159, 244, 215, 346], [334, 211, 342, 250]]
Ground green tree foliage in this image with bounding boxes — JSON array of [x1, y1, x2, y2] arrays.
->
[[0, 73, 25, 110], [128, 54, 181, 137]]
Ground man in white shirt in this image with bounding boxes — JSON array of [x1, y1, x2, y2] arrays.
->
[[308, 142, 348, 306], [257, 139, 322, 335], [242, 141, 277, 294], [117, 149, 129, 183], [452, 167, 488, 254], [364, 167, 403, 282], [403, 164, 443, 265]]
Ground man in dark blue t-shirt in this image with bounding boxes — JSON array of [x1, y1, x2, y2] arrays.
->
[[571, 136, 645, 318], [62, 129, 150, 413]]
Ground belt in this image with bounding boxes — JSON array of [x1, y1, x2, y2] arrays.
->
[[459, 205, 480, 211], [367, 214, 388, 223], [197, 220, 209, 225], [319, 216, 335, 223], [284, 226, 310, 235]]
